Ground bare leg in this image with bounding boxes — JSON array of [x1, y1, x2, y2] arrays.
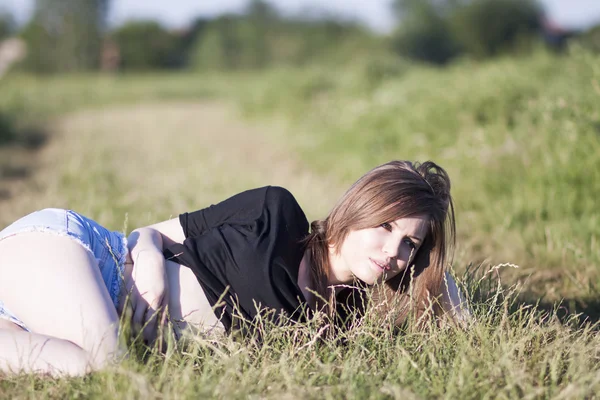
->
[[0, 233, 123, 375], [0, 327, 95, 376]]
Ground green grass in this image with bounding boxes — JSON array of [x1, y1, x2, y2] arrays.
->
[[1, 290, 599, 398], [1, 48, 600, 398]]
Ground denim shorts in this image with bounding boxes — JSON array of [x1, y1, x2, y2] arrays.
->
[[0, 208, 128, 331]]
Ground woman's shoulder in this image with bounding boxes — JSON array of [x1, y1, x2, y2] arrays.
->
[[264, 186, 298, 205], [265, 186, 305, 214], [263, 186, 309, 234]]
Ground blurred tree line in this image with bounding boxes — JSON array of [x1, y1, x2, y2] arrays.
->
[[7, 0, 381, 73], [0, 10, 16, 40], [578, 25, 600, 53], [111, 0, 382, 71], [2, 0, 600, 73], [391, 0, 542, 64], [20, 0, 108, 73]]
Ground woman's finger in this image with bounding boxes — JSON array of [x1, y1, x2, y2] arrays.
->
[[133, 301, 146, 336], [143, 306, 159, 344], [159, 295, 169, 326]]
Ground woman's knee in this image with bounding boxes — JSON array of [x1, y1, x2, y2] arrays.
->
[[0, 329, 112, 377], [45, 335, 121, 376], [80, 323, 124, 367]]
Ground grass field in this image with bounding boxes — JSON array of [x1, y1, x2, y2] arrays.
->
[[0, 47, 599, 398]]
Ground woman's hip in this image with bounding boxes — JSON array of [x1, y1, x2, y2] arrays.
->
[[0, 208, 129, 308]]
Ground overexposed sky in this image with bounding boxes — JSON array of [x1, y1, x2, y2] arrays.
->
[[3, 0, 600, 33]]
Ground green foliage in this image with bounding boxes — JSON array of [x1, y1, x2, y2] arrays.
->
[[391, 10, 460, 65], [450, 0, 541, 58], [0, 111, 15, 145], [391, 0, 542, 63], [577, 24, 600, 53], [359, 54, 413, 87], [189, 8, 381, 71], [280, 20, 381, 66], [111, 21, 182, 70], [390, 0, 463, 64], [19, 0, 109, 73], [0, 10, 16, 40], [189, 16, 246, 70], [189, 2, 278, 71], [176, 17, 210, 67]]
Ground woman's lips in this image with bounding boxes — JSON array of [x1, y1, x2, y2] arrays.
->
[[370, 258, 389, 271]]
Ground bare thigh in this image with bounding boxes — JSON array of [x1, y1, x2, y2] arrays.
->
[[165, 260, 225, 336], [0, 232, 122, 366], [0, 319, 24, 332], [0, 328, 94, 376]]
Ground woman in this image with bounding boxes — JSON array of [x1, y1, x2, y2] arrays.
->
[[0, 160, 467, 376]]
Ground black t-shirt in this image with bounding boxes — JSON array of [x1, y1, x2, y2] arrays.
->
[[163, 186, 310, 332]]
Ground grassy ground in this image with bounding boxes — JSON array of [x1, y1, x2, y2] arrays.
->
[[0, 48, 599, 398]]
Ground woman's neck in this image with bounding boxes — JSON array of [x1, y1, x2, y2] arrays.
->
[[298, 249, 351, 309], [326, 247, 353, 286], [297, 251, 315, 308]]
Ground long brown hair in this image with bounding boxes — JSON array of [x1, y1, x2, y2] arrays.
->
[[303, 160, 456, 328]]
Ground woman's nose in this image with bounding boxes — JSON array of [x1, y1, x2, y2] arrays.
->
[[382, 238, 400, 259]]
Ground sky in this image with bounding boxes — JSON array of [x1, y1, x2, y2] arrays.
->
[[3, 0, 600, 34]]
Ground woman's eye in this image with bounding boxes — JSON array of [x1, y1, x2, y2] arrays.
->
[[404, 238, 416, 249], [380, 223, 392, 231]]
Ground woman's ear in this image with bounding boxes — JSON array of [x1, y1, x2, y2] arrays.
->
[[328, 235, 343, 254], [327, 242, 337, 253]]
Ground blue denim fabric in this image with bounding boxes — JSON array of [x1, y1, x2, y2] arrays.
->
[[0, 208, 128, 331], [0, 300, 29, 331]]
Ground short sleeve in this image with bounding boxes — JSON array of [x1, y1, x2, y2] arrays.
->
[[179, 187, 270, 238]]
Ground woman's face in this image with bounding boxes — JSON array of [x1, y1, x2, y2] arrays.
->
[[332, 216, 429, 285]]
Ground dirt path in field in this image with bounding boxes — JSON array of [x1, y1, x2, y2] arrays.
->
[[0, 101, 344, 227]]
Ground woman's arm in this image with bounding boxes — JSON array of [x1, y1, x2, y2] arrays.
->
[[135, 217, 187, 248], [125, 218, 185, 343]]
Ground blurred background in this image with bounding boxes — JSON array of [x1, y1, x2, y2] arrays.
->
[[0, 0, 600, 316], [1, 0, 600, 73]]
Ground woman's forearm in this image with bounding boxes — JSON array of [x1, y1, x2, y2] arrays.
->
[[126, 227, 168, 297], [127, 227, 164, 262], [125, 227, 169, 343]]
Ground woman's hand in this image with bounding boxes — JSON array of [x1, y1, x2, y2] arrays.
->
[[126, 250, 168, 344], [125, 228, 169, 344]]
